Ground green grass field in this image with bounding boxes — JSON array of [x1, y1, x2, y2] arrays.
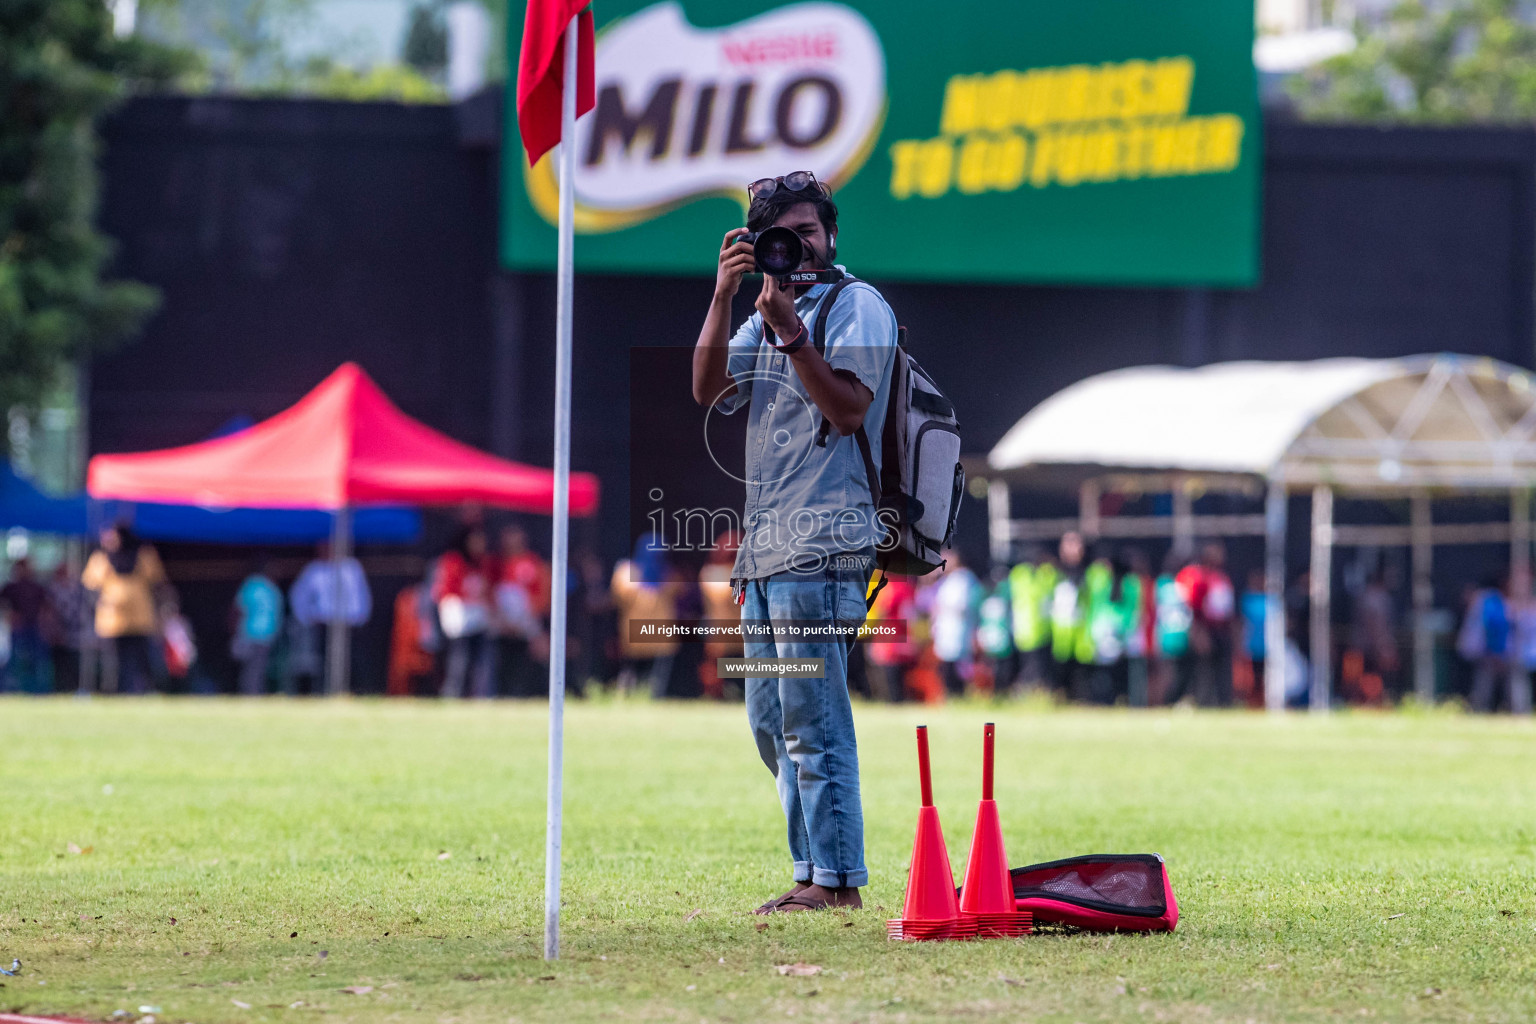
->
[[2, 697, 1534, 1023]]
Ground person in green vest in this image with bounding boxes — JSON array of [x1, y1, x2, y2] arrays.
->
[[1008, 552, 1055, 690], [1079, 557, 1120, 703], [976, 569, 1016, 694], [1117, 548, 1155, 707], [1154, 552, 1195, 704], [1049, 532, 1086, 698]]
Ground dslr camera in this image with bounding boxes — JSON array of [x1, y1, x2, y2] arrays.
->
[[742, 226, 843, 285]]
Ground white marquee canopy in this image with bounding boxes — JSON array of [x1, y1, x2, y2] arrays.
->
[[983, 354, 1536, 715], [988, 355, 1536, 490]]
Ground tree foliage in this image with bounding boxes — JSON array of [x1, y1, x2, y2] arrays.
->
[[402, 0, 448, 81], [136, 0, 312, 90], [138, 0, 446, 103], [1292, 0, 1536, 122], [297, 59, 446, 103], [0, 0, 188, 417]]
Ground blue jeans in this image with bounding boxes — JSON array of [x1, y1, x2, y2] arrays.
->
[[6, 626, 52, 693], [742, 568, 869, 889]]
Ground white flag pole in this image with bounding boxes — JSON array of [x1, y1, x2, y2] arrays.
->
[[543, 12, 579, 963]]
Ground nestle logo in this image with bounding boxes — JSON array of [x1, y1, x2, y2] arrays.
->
[[723, 30, 838, 66], [523, 3, 884, 232]]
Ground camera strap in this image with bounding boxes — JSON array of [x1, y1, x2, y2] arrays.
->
[[781, 268, 845, 286]]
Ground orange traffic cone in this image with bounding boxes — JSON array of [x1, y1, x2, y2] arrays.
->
[[888, 726, 975, 941], [958, 723, 1032, 938]]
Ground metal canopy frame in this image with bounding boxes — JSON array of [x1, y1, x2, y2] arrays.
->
[[987, 355, 1536, 714]]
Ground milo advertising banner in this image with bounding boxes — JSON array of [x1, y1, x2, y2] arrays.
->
[[501, 1, 1260, 286]]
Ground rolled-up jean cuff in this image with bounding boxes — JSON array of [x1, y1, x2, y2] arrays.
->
[[793, 861, 814, 884], [812, 866, 868, 888]]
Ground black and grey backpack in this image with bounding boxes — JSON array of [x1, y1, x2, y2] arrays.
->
[[809, 277, 964, 586]]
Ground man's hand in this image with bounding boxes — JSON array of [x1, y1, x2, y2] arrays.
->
[[763, 274, 874, 435], [696, 230, 752, 405], [715, 228, 755, 301], [755, 272, 801, 341]]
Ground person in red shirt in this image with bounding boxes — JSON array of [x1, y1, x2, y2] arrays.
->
[[1176, 541, 1236, 706], [433, 525, 497, 698], [496, 523, 553, 696], [865, 576, 919, 702], [499, 524, 551, 617], [387, 578, 437, 698]]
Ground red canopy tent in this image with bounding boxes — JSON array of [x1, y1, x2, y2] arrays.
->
[[87, 362, 600, 693], [88, 362, 599, 513]]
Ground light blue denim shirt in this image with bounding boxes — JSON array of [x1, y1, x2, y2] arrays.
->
[[718, 271, 897, 580]]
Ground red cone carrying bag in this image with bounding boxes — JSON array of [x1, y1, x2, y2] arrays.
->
[[1011, 853, 1179, 932]]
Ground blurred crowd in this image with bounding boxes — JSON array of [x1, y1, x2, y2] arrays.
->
[[0, 522, 1528, 712], [860, 531, 1532, 713], [862, 532, 1262, 707]]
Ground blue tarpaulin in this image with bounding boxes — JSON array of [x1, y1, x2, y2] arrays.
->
[[126, 502, 421, 544], [0, 463, 421, 545], [0, 463, 87, 535]]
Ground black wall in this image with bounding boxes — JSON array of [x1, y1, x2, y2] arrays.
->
[[500, 119, 1536, 564], [94, 95, 504, 689], [95, 96, 500, 451], [93, 95, 1536, 686]]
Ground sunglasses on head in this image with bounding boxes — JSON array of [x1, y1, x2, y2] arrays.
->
[[747, 170, 828, 202]]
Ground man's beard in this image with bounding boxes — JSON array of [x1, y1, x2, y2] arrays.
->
[[792, 243, 827, 296]]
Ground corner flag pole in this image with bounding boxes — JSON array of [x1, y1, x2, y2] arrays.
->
[[544, 12, 578, 963]]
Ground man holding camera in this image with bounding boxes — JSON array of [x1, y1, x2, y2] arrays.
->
[[692, 172, 898, 913]]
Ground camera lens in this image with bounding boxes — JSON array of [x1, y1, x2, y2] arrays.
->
[[752, 226, 804, 277]]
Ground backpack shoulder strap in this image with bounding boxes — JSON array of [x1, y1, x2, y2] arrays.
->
[[879, 347, 906, 496], [864, 570, 889, 613], [812, 275, 859, 356], [853, 426, 881, 505], [812, 275, 860, 448]]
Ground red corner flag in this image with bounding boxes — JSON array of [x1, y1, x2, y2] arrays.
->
[[517, 1, 595, 165]]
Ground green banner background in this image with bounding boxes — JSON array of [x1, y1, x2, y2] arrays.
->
[[501, 0, 1260, 286]]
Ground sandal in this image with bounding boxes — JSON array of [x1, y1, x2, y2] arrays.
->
[[754, 882, 810, 915], [773, 885, 863, 913]]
